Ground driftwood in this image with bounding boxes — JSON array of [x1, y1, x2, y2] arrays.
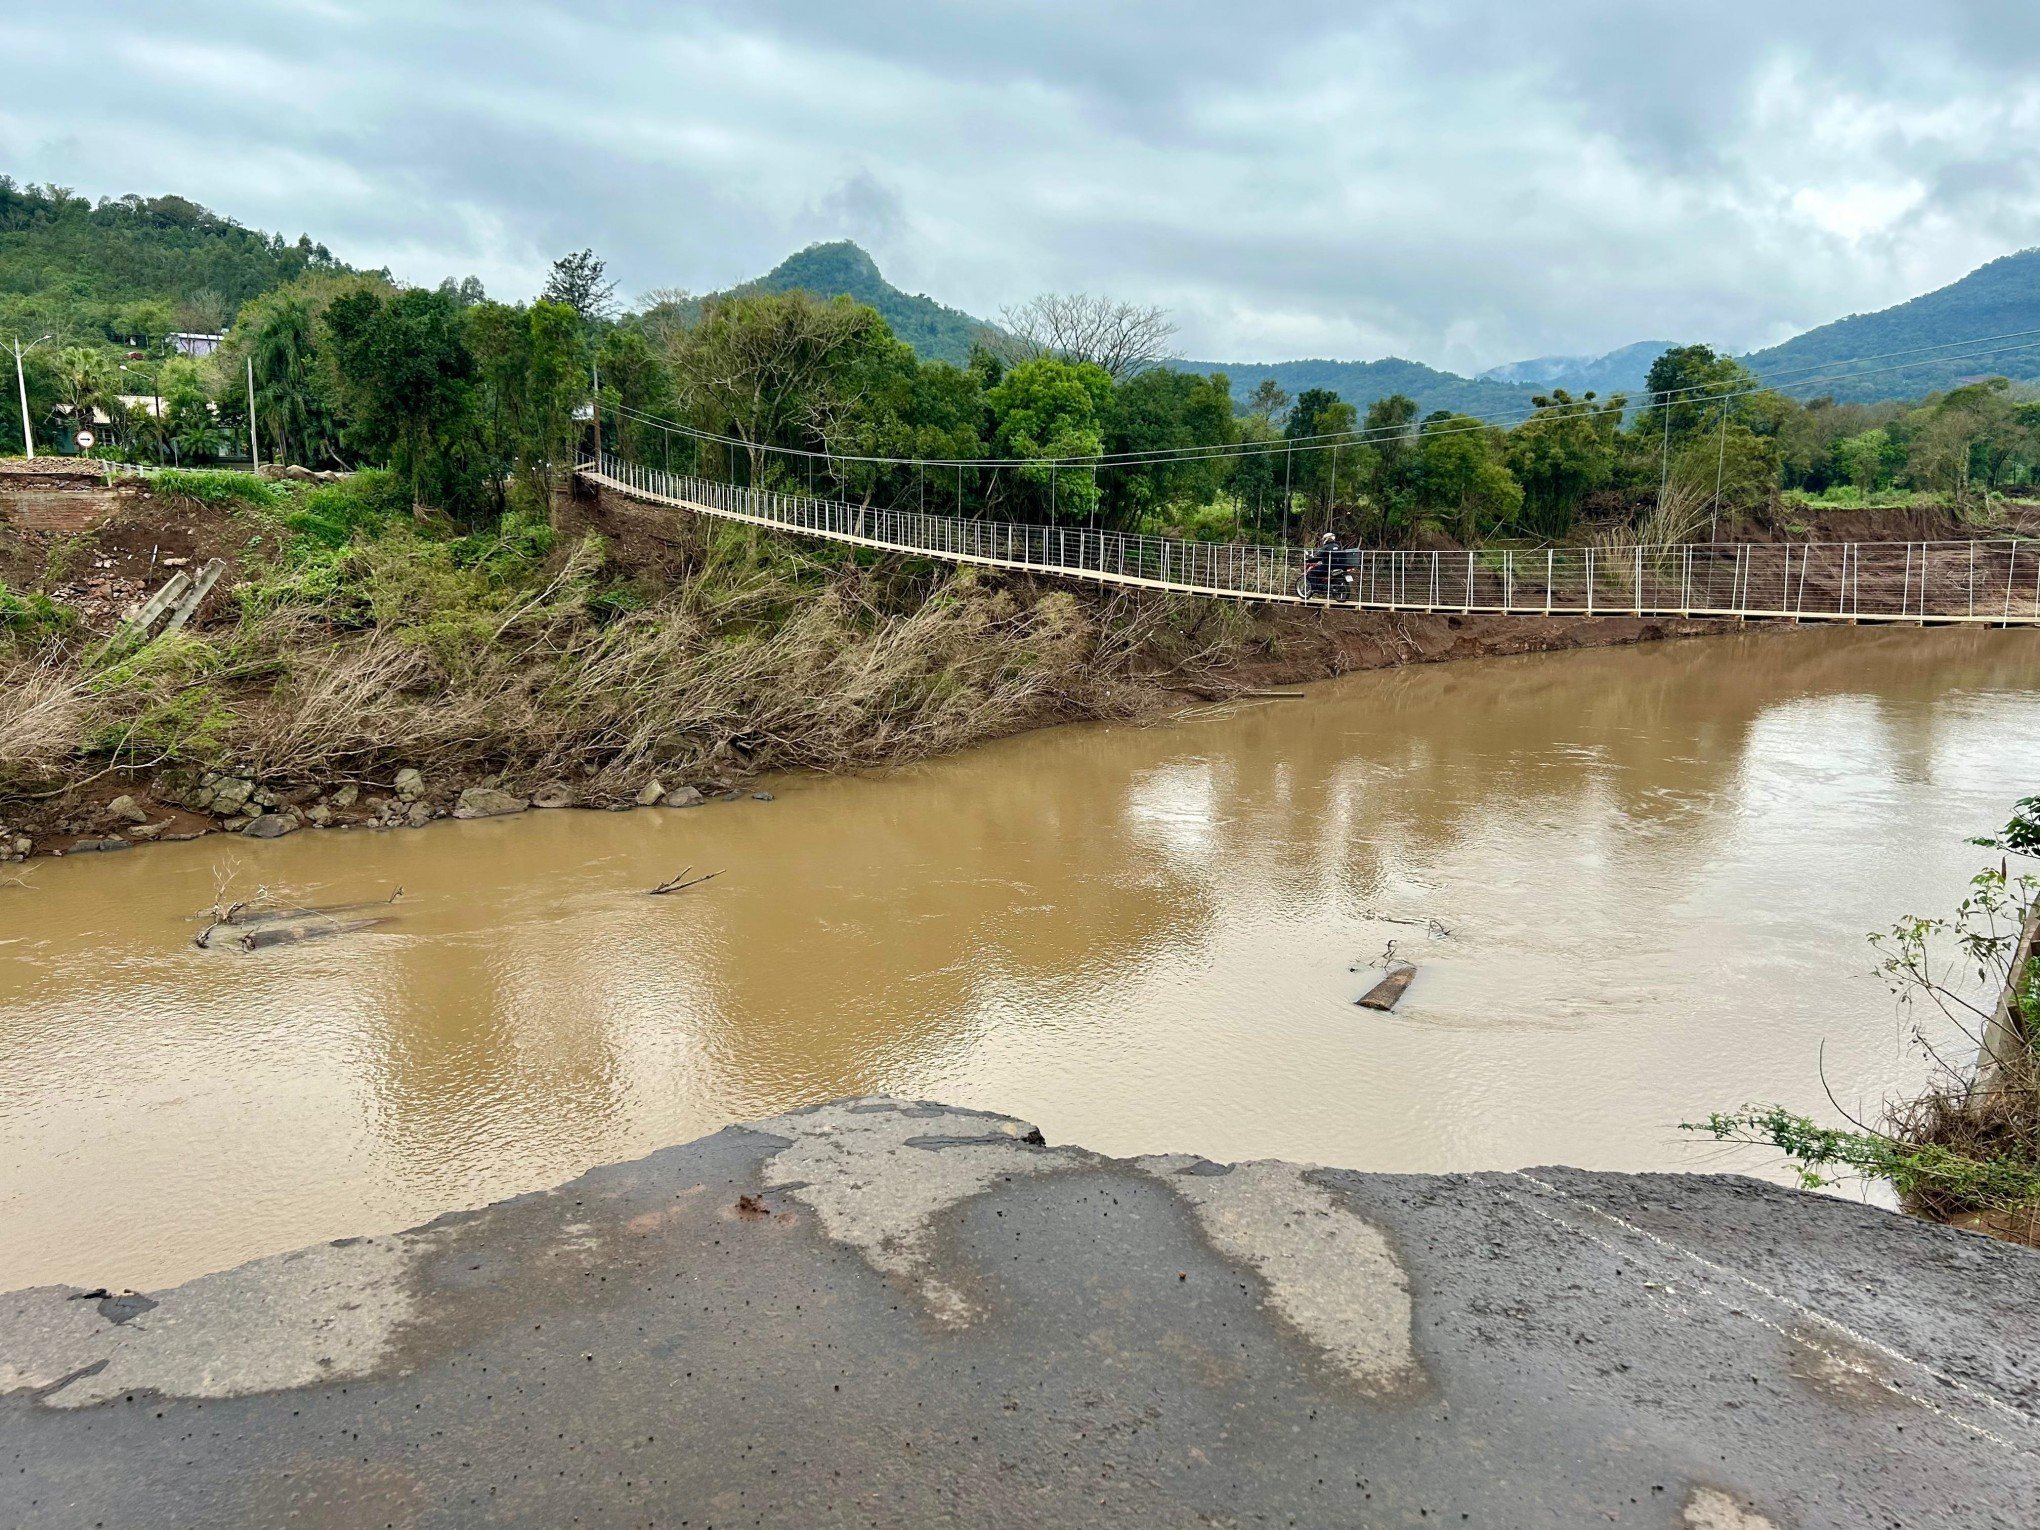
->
[[1353, 937, 1419, 1012], [1356, 964, 1418, 1012], [195, 886, 403, 950], [648, 865, 723, 896], [1356, 909, 1454, 940]]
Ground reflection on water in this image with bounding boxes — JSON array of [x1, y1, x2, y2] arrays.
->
[[2, 626, 2036, 1290]]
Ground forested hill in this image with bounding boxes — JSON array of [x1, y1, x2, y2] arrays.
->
[[0, 178, 346, 343], [1168, 355, 1538, 419], [1744, 248, 2040, 400], [738, 241, 998, 365]]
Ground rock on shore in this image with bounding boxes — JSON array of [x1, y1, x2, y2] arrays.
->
[[4, 1098, 2037, 1526]]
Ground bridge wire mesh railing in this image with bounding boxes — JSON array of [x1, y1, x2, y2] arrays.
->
[[590, 454, 2040, 625]]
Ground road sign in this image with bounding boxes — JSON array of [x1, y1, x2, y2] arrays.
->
[[73, 429, 95, 449]]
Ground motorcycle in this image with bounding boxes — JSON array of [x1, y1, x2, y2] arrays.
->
[[1296, 548, 1358, 600]]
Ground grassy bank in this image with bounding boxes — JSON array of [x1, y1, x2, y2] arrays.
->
[[0, 470, 1267, 845]]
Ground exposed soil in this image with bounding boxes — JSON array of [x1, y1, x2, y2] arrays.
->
[[1732, 501, 2040, 544], [0, 478, 252, 629]]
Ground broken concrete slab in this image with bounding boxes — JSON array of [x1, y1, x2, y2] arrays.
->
[[2, 1098, 2036, 1527]]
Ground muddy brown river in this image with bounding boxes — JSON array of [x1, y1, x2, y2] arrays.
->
[[3, 626, 2036, 1290]]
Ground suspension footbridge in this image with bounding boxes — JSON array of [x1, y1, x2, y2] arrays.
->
[[581, 453, 2040, 626]]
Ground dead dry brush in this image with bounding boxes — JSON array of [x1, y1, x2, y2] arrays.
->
[[0, 524, 1251, 801]]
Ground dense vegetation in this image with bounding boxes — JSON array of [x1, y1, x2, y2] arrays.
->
[[0, 465, 1246, 805], [8, 185, 2040, 547], [0, 179, 347, 352]]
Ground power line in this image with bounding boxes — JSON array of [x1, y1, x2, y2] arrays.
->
[[611, 325, 2040, 475]]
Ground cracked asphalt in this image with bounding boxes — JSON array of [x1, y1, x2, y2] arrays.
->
[[3, 1098, 2037, 1527]]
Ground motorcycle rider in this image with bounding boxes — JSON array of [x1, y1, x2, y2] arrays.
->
[[1304, 530, 1344, 596]]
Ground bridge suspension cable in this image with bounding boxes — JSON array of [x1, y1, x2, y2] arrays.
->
[[605, 323, 2040, 475]]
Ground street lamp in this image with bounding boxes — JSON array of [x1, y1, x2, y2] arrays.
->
[[9, 334, 53, 460]]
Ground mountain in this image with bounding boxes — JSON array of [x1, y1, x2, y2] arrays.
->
[[737, 241, 999, 367], [0, 178, 347, 342], [1477, 340, 1678, 397], [1170, 356, 1538, 419], [1743, 249, 2040, 400]]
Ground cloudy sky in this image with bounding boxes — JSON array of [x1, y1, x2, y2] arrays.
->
[[6, 2, 2039, 373]]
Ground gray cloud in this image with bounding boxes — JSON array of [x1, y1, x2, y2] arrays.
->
[[3, 2, 2037, 372]]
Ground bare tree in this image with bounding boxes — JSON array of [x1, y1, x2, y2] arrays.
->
[[997, 293, 1177, 380], [635, 287, 700, 351]]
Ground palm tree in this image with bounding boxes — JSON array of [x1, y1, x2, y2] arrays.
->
[[48, 346, 114, 446], [249, 297, 334, 466]]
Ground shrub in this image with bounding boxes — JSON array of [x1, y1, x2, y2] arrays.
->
[[151, 468, 280, 508], [0, 583, 77, 645], [1688, 862, 2040, 1231], [277, 469, 408, 550]]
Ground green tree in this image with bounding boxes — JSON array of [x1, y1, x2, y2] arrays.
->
[[1904, 379, 2031, 503], [1245, 378, 1291, 427], [1833, 428, 1895, 493], [325, 286, 488, 518], [1284, 388, 1360, 523], [1413, 413, 1523, 541], [986, 357, 1113, 522], [1226, 412, 1286, 538], [596, 322, 675, 466], [155, 356, 221, 463], [1101, 368, 1235, 528], [826, 343, 987, 511], [1506, 390, 1625, 537], [247, 296, 335, 467], [1638, 344, 1753, 443], [1362, 393, 1421, 534], [469, 298, 588, 516], [671, 291, 893, 487], [542, 249, 617, 322], [48, 345, 115, 448]]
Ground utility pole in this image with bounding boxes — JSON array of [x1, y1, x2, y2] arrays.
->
[[246, 355, 261, 471], [11, 334, 51, 459], [591, 361, 601, 465]]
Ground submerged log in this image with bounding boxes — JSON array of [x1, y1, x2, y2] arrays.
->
[[239, 917, 392, 950], [194, 888, 403, 950], [1356, 964, 1417, 1012], [199, 916, 393, 951]]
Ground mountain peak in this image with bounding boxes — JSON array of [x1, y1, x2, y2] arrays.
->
[[739, 241, 995, 366], [763, 240, 886, 290]]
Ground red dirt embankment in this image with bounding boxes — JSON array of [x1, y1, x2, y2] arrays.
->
[[1219, 607, 1720, 692]]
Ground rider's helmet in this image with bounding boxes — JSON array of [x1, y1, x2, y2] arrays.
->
[[1318, 531, 1338, 547]]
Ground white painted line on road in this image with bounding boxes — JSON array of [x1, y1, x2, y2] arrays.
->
[[1506, 1171, 2033, 1456]]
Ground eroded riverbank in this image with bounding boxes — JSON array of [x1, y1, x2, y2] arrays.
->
[[3, 624, 2034, 1293], [1, 603, 1720, 864]]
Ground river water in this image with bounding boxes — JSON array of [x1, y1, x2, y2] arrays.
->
[[3, 626, 2036, 1291]]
